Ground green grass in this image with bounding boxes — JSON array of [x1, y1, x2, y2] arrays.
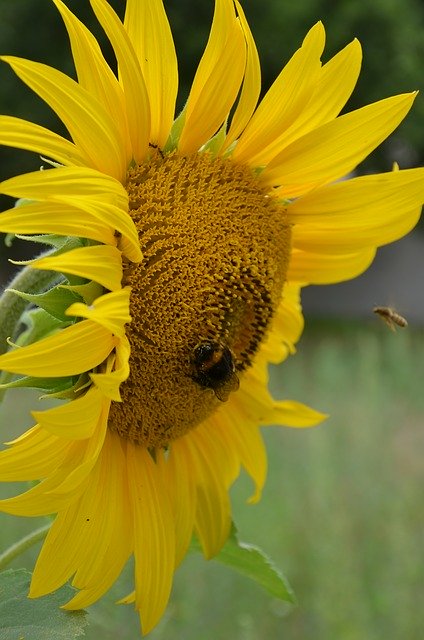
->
[[0, 323, 423, 639]]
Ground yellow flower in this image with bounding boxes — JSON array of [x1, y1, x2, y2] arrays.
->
[[0, 0, 422, 634]]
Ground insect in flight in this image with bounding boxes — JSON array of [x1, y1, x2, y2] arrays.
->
[[373, 306, 408, 331], [192, 341, 240, 402]]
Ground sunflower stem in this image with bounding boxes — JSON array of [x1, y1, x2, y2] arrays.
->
[[0, 522, 50, 570], [0, 265, 58, 356]]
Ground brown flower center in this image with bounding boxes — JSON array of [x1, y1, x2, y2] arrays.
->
[[108, 151, 291, 447]]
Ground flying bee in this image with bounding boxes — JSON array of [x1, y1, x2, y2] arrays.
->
[[373, 306, 408, 331], [192, 341, 239, 402]]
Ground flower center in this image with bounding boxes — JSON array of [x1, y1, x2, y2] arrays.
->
[[108, 151, 291, 447]]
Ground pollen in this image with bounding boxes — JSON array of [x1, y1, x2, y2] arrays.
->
[[108, 151, 291, 447]]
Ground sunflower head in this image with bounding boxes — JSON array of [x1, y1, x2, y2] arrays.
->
[[112, 151, 291, 447], [0, 0, 422, 635]]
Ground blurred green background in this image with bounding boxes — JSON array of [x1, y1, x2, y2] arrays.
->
[[0, 1, 423, 639]]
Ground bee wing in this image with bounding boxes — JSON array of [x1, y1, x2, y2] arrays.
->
[[382, 315, 397, 331], [213, 373, 240, 402]]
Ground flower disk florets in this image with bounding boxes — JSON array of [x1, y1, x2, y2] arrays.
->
[[108, 152, 291, 446]]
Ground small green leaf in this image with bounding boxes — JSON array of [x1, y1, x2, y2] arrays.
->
[[14, 198, 34, 209], [7, 287, 81, 322], [192, 524, 296, 604], [201, 121, 228, 156], [0, 569, 88, 640], [0, 374, 77, 393], [4, 233, 15, 247], [61, 281, 104, 305], [165, 105, 187, 152], [16, 308, 70, 348], [15, 235, 84, 253]]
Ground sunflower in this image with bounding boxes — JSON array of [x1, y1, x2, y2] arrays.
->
[[0, 0, 422, 634]]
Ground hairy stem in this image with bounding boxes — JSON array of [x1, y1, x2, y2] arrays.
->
[[0, 522, 50, 570]]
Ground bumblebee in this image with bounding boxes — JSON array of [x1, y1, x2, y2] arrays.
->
[[373, 306, 408, 331], [192, 341, 239, 402]]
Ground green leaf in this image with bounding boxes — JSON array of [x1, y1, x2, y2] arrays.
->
[[165, 104, 187, 152], [0, 374, 77, 393], [201, 121, 228, 156], [0, 569, 88, 640], [14, 234, 77, 250], [16, 308, 70, 348], [192, 524, 296, 604], [61, 281, 104, 305], [7, 287, 81, 322], [14, 198, 34, 209]]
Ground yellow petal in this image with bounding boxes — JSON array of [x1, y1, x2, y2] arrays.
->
[[0, 426, 69, 481], [0, 165, 127, 206], [1, 56, 127, 181], [0, 405, 105, 517], [158, 446, 196, 567], [266, 400, 328, 428], [90, 336, 130, 400], [287, 247, 376, 284], [124, 0, 178, 147], [65, 288, 131, 338], [214, 406, 267, 504], [30, 431, 124, 599], [52, 0, 131, 163], [0, 166, 142, 263], [290, 167, 424, 252], [179, 8, 246, 154], [31, 245, 123, 292], [0, 116, 87, 166], [223, 0, 261, 149], [260, 283, 304, 364], [63, 432, 132, 609], [53, 196, 141, 263], [0, 201, 116, 246], [90, 0, 150, 164], [184, 428, 232, 559], [186, 0, 235, 93], [31, 507, 85, 594], [233, 22, 325, 165], [0, 447, 89, 516], [127, 443, 175, 635], [263, 92, 417, 195], [0, 320, 115, 377], [32, 386, 105, 440], [251, 38, 362, 164], [239, 363, 327, 428], [47, 402, 108, 497]]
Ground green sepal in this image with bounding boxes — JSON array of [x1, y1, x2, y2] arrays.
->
[[4, 232, 15, 247], [0, 373, 78, 394], [61, 281, 104, 305], [7, 286, 82, 322], [201, 120, 228, 156], [0, 307, 71, 391], [16, 307, 71, 349], [14, 197, 34, 208], [165, 104, 187, 152], [12, 234, 85, 257], [41, 373, 90, 400], [191, 523, 296, 604], [0, 307, 71, 389], [0, 569, 88, 639]]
